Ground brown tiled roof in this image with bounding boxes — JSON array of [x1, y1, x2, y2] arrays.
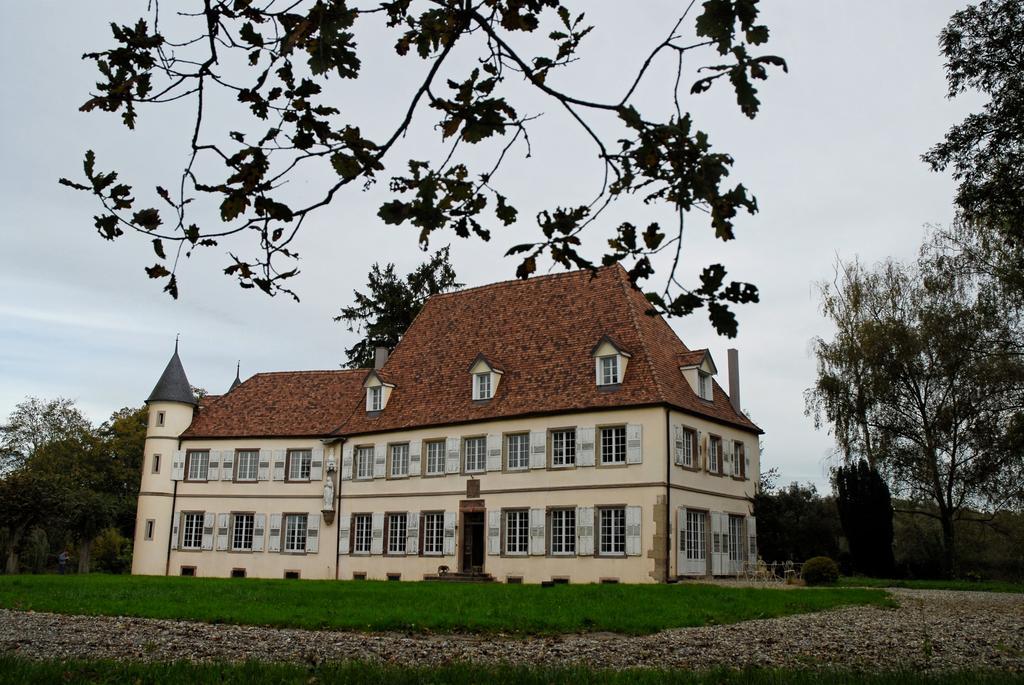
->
[[676, 350, 709, 367], [336, 264, 761, 436], [181, 370, 368, 438]]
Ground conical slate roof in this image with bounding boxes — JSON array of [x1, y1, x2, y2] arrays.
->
[[228, 362, 242, 393], [147, 343, 197, 406]]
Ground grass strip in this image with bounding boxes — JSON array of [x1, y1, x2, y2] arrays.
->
[[0, 574, 893, 635], [838, 576, 1024, 594], [0, 657, 1020, 685]]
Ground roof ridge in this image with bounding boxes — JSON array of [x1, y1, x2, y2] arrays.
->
[[429, 264, 620, 301], [614, 266, 670, 404], [251, 368, 369, 377]]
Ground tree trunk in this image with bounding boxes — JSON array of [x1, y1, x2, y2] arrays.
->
[[77, 539, 92, 574], [939, 513, 956, 579], [4, 549, 17, 575]]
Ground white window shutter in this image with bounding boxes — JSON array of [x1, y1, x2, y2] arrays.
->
[[443, 511, 457, 555], [445, 437, 460, 474], [626, 424, 643, 464], [338, 514, 350, 555], [221, 451, 234, 481], [202, 512, 215, 550], [406, 511, 419, 555], [625, 505, 642, 556], [257, 449, 271, 481], [216, 513, 229, 551], [370, 512, 385, 554], [710, 512, 723, 575], [310, 446, 324, 481], [171, 451, 185, 481], [697, 431, 705, 470], [576, 506, 594, 556], [529, 508, 545, 556], [409, 440, 422, 477], [486, 433, 502, 472], [529, 430, 546, 469], [306, 514, 320, 553], [373, 445, 386, 479], [745, 449, 751, 479], [747, 516, 757, 560], [341, 443, 353, 481], [576, 427, 595, 467], [673, 424, 684, 466], [677, 507, 687, 554], [272, 450, 286, 481], [252, 514, 266, 552], [208, 451, 221, 481], [170, 513, 180, 549], [594, 357, 602, 385], [268, 514, 282, 553], [487, 510, 501, 555]]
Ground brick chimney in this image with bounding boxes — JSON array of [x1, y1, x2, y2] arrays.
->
[[374, 346, 389, 370]]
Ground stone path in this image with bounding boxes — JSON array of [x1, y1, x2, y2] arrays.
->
[[1, 589, 1022, 671]]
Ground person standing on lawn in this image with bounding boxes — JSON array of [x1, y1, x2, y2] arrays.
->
[[57, 549, 69, 575]]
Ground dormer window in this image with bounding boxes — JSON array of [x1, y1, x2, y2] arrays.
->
[[599, 356, 620, 385], [474, 372, 492, 400], [591, 335, 631, 387], [698, 371, 711, 400], [363, 370, 394, 412], [468, 354, 502, 401], [368, 386, 383, 412]]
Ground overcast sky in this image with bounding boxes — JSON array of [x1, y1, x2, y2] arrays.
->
[[0, 2, 979, 490]]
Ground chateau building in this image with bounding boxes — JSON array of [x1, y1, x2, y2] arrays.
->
[[132, 265, 762, 583]]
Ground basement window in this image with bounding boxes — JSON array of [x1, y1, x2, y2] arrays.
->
[[284, 570, 300, 580], [230, 568, 246, 579], [180, 566, 196, 577]]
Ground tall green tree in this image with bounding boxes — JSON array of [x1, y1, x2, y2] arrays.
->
[[58, 1, 785, 337], [0, 397, 91, 473], [834, 460, 895, 577], [335, 247, 462, 368], [924, 1, 1024, 303], [807, 246, 1024, 576], [753, 477, 841, 564]]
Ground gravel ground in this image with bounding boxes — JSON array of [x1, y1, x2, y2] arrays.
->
[[1, 589, 1022, 671]]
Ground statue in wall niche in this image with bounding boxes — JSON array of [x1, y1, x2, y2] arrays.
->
[[322, 477, 335, 511]]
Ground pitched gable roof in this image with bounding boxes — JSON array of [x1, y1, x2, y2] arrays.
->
[[336, 264, 760, 436], [181, 369, 367, 438]]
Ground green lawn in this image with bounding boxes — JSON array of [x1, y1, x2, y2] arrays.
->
[[0, 658, 1020, 685], [0, 574, 893, 635], [839, 576, 1024, 594]]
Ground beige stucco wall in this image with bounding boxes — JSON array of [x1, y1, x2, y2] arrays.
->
[[132, 401, 761, 582]]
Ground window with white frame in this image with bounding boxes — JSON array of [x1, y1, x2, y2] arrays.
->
[[355, 447, 374, 480], [599, 507, 626, 555], [550, 508, 576, 555], [181, 512, 204, 549], [473, 372, 492, 400], [551, 429, 576, 467], [506, 433, 529, 470], [682, 428, 696, 468], [728, 515, 744, 562], [390, 443, 410, 478], [387, 513, 407, 554], [599, 355, 620, 385], [698, 371, 711, 400], [464, 436, 486, 473], [686, 510, 706, 560], [733, 441, 745, 478], [423, 512, 444, 554], [232, 513, 255, 551], [284, 514, 308, 552], [287, 450, 312, 481], [708, 436, 721, 473], [368, 385, 383, 411], [236, 450, 259, 481], [186, 451, 209, 481], [600, 426, 626, 464], [353, 514, 372, 553], [505, 510, 529, 555], [425, 441, 445, 476]]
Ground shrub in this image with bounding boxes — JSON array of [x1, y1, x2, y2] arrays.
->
[[92, 528, 131, 574], [803, 556, 839, 586]]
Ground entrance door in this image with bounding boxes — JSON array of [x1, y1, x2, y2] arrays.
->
[[460, 512, 485, 573]]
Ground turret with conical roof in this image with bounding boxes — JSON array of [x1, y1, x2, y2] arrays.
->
[[228, 361, 242, 393], [147, 339, 197, 406]]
